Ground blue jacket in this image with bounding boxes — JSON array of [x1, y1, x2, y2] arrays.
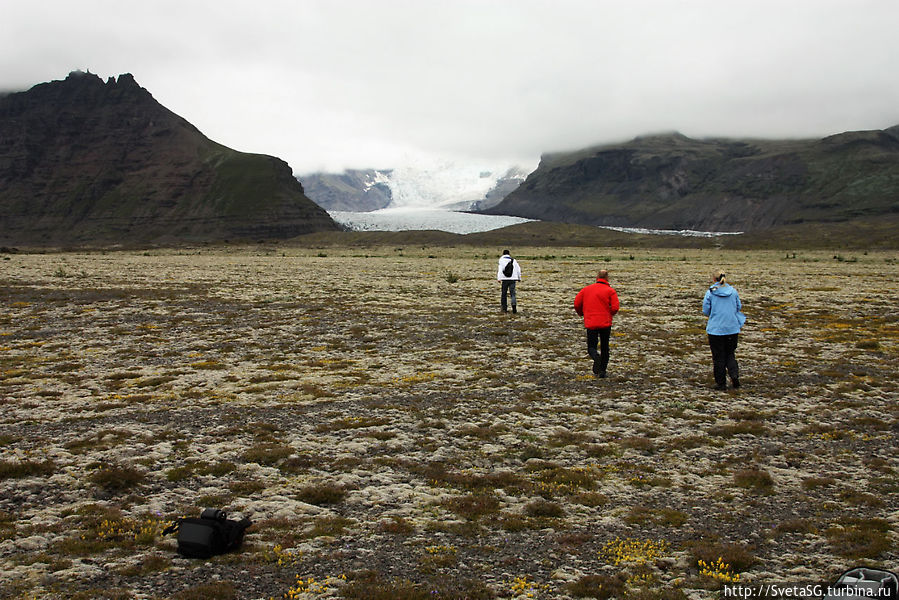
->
[[702, 283, 746, 335]]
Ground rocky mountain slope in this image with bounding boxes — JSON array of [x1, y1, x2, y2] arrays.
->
[[0, 71, 338, 246], [482, 128, 899, 231], [300, 169, 394, 212]]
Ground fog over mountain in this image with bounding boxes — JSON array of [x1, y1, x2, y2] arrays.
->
[[5, 2, 899, 175]]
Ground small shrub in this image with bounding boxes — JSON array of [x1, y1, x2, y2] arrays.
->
[[586, 443, 619, 458], [419, 544, 458, 571], [620, 436, 655, 453], [733, 468, 775, 494], [341, 572, 430, 600], [856, 339, 880, 350], [117, 553, 171, 576], [520, 445, 545, 461], [827, 518, 891, 559], [709, 421, 768, 437], [241, 442, 293, 466], [445, 272, 460, 284], [549, 429, 591, 447], [166, 464, 199, 482], [801, 476, 835, 490], [838, 489, 885, 507], [688, 541, 756, 573], [565, 573, 626, 599], [296, 483, 346, 506], [574, 492, 609, 507], [772, 519, 817, 536], [378, 516, 415, 535], [441, 492, 501, 520], [307, 516, 353, 538], [89, 464, 146, 493], [534, 465, 596, 493], [229, 480, 266, 496], [0, 459, 55, 479]]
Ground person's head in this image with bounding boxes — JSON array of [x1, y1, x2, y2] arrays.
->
[[712, 270, 727, 285], [597, 269, 609, 280], [502, 249, 510, 256]]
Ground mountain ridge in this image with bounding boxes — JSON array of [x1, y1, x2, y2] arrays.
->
[[0, 71, 338, 246], [482, 128, 899, 231]]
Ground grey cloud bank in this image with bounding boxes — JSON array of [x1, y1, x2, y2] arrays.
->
[[3, 0, 898, 173]]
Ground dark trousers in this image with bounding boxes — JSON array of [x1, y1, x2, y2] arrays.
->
[[708, 333, 739, 386], [587, 327, 611, 372], [500, 280, 517, 311]]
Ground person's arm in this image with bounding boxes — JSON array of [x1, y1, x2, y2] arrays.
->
[[702, 290, 711, 316], [574, 289, 584, 316], [610, 290, 620, 315]]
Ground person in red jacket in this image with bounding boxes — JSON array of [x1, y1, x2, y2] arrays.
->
[[574, 269, 620, 377]]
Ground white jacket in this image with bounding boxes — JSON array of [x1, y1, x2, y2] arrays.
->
[[497, 255, 522, 281]]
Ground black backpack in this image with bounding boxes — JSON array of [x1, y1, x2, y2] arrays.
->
[[824, 567, 898, 599], [164, 509, 253, 559], [502, 258, 515, 278]]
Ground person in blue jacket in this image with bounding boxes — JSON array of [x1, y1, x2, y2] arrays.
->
[[702, 270, 746, 390]]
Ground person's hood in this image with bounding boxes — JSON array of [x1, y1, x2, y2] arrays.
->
[[708, 283, 735, 297]]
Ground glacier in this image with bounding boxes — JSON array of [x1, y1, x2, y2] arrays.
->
[[328, 207, 533, 234], [383, 158, 530, 210]]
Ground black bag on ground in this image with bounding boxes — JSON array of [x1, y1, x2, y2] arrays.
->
[[502, 258, 515, 278], [824, 567, 898, 600], [164, 509, 253, 559]]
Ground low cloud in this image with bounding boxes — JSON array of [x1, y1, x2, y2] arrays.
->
[[3, 0, 898, 172]]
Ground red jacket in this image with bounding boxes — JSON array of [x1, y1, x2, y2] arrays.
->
[[574, 279, 620, 329]]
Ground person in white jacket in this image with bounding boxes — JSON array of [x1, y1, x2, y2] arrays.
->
[[496, 250, 522, 313]]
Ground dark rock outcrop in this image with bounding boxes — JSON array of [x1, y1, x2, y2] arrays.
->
[[0, 71, 338, 246], [482, 130, 899, 231]]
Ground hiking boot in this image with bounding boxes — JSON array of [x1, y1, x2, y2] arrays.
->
[[732, 379, 741, 389], [598, 371, 607, 378], [592, 359, 601, 374], [715, 383, 727, 391], [512, 305, 517, 314]]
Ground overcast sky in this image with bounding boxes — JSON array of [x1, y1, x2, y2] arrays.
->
[[3, 0, 899, 174]]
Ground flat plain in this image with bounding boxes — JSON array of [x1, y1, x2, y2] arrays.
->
[[1, 244, 897, 600]]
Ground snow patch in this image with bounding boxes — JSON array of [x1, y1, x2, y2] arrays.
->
[[599, 225, 744, 237]]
